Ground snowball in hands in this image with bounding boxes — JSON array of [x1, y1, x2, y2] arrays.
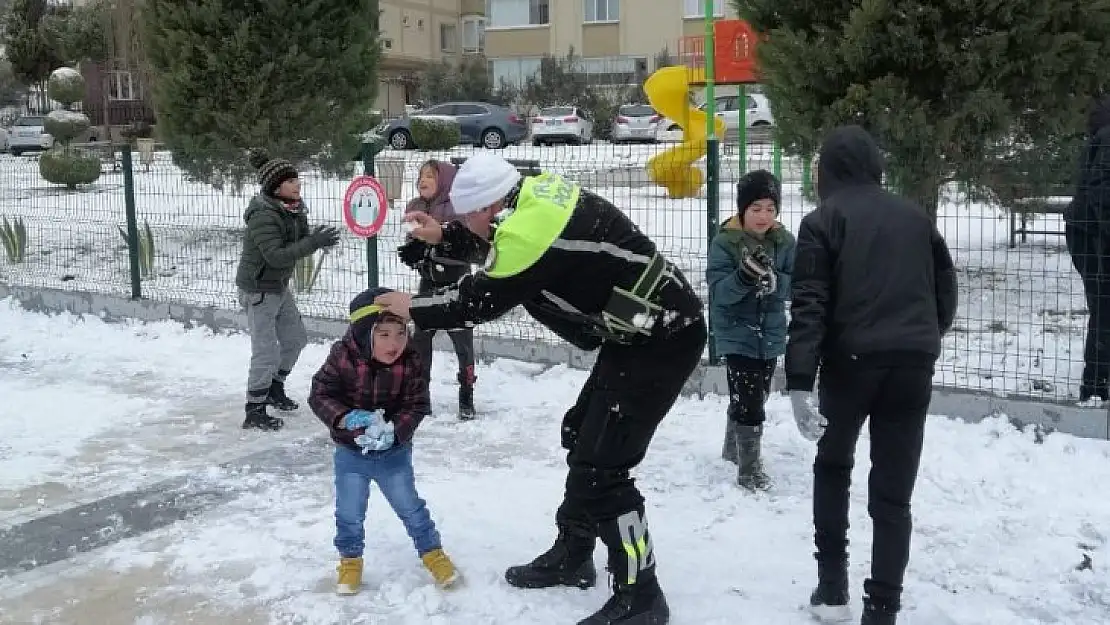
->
[[789, 390, 826, 441], [355, 420, 395, 453]]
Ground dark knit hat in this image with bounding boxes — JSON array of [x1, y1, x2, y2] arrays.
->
[[735, 169, 781, 217], [249, 149, 299, 195], [349, 287, 405, 333]]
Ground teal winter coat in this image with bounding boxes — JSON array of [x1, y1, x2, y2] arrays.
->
[[706, 216, 796, 360]]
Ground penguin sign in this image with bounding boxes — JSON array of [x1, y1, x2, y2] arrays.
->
[[342, 175, 389, 238]]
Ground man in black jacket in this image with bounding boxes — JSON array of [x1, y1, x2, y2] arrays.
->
[[1064, 95, 1110, 401], [784, 125, 958, 625], [375, 151, 705, 625]]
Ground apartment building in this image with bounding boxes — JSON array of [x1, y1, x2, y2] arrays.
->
[[376, 0, 487, 113], [483, 0, 740, 87]]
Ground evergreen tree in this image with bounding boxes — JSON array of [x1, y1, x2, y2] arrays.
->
[[733, 0, 1110, 215], [139, 0, 380, 188], [1, 0, 66, 110]]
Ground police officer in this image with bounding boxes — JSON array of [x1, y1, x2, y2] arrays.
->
[[375, 151, 706, 625]]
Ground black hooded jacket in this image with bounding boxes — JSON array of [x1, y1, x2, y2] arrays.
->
[[784, 125, 959, 392], [1064, 95, 1110, 232]]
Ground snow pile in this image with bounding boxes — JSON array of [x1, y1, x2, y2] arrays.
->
[[0, 298, 1107, 623]]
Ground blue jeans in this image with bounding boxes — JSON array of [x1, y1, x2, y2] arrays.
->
[[333, 443, 441, 558]]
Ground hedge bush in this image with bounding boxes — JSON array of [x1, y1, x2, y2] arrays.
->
[[40, 148, 102, 188], [410, 118, 460, 150]]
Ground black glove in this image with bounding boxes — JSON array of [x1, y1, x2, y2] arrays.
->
[[739, 246, 776, 296], [309, 224, 340, 249], [397, 237, 430, 270]]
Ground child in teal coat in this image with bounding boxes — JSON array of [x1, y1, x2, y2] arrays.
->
[[706, 169, 795, 490]]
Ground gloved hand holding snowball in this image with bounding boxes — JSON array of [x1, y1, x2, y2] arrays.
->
[[341, 408, 385, 431], [789, 390, 827, 442], [342, 408, 394, 452]]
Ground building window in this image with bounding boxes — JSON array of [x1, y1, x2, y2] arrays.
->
[[584, 0, 618, 22], [461, 15, 485, 53], [489, 57, 542, 86], [683, 0, 724, 18], [440, 23, 457, 52], [577, 56, 647, 86], [107, 70, 136, 101], [487, 0, 549, 28]]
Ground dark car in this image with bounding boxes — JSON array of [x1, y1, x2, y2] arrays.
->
[[381, 102, 528, 150]]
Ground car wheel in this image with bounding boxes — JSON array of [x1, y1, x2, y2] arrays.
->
[[751, 121, 771, 127], [389, 130, 412, 150], [10, 148, 21, 157], [481, 128, 505, 149], [532, 139, 544, 147]]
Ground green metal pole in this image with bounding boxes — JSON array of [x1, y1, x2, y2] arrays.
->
[[772, 136, 782, 180], [121, 143, 142, 299], [361, 141, 379, 289], [738, 84, 748, 174], [703, 1, 720, 365]]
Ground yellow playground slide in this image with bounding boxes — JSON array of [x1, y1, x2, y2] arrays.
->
[[644, 66, 726, 199]]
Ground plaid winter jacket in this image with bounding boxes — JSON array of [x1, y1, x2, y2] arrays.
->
[[308, 329, 430, 451]]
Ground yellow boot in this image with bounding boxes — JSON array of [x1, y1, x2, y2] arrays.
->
[[336, 557, 363, 595], [421, 548, 460, 589]]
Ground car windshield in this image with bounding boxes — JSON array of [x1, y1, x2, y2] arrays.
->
[[14, 117, 43, 126], [539, 107, 575, 117], [619, 105, 656, 117]]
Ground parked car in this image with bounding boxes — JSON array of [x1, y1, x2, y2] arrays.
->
[[380, 102, 528, 150], [531, 106, 594, 146], [657, 93, 774, 138], [611, 104, 661, 144], [7, 114, 102, 156]]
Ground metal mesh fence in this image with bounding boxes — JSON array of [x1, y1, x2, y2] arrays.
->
[[0, 136, 1094, 403]]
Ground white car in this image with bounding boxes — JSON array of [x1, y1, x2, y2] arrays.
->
[[531, 106, 593, 146], [8, 115, 49, 156], [611, 104, 661, 144], [658, 93, 775, 140]]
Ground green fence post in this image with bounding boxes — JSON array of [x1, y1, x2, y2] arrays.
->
[[802, 154, 813, 200], [361, 140, 380, 289], [772, 136, 782, 180], [121, 143, 142, 299], [703, 2, 720, 365]]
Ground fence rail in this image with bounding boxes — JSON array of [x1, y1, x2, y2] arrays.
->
[[0, 138, 1094, 403]]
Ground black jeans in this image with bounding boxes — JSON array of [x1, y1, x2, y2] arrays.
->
[[410, 279, 476, 385], [813, 362, 933, 604], [1066, 224, 1110, 389], [556, 319, 707, 587], [725, 355, 776, 425]]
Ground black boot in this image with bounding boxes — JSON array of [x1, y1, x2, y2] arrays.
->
[[1079, 378, 1109, 402], [580, 509, 669, 624], [268, 374, 299, 411], [576, 575, 669, 625], [243, 402, 284, 431], [809, 556, 851, 623], [721, 418, 739, 464], [734, 424, 771, 491], [458, 384, 476, 420], [860, 595, 899, 625], [504, 528, 597, 589]]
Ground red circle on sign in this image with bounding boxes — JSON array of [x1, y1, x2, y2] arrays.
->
[[343, 175, 389, 238]]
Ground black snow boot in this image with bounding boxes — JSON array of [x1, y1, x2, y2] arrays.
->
[[1079, 378, 1109, 402], [504, 528, 597, 589], [809, 557, 851, 623], [860, 595, 899, 625], [243, 402, 284, 431], [458, 383, 476, 420], [721, 418, 739, 464], [268, 375, 299, 411], [576, 575, 669, 625], [734, 424, 771, 491]]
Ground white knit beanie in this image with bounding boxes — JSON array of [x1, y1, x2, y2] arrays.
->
[[448, 151, 523, 215]]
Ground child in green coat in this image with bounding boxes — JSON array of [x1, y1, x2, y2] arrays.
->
[[705, 170, 795, 490]]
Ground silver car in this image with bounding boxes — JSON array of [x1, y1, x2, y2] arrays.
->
[[8, 116, 50, 156], [610, 104, 661, 144]]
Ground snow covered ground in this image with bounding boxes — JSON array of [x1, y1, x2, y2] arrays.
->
[[1, 299, 1109, 625], [0, 141, 1091, 400]]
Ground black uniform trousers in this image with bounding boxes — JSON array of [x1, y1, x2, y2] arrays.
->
[[813, 361, 933, 605], [556, 318, 707, 587], [409, 278, 477, 385], [1066, 224, 1110, 390], [725, 355, 777, 425]]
